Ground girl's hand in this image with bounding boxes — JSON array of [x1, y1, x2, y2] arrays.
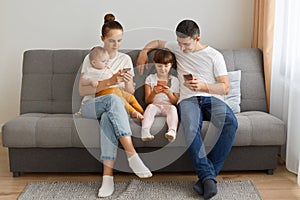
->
[[161, 86, 171, 95], [153, 85, 163, 94]]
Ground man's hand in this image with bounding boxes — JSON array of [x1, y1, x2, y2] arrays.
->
[[184, 77, 204, 92], [136, 50, 149, 75]]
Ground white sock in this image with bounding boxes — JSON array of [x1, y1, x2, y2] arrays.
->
[[141, 129, 154, 141], [98, 175, 114, 198], [128, 153, 152, 178], [165, 129, 176, 143]]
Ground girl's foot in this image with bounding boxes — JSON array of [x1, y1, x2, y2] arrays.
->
[[141, 129, 154, 141], [128, 153, 152, 178], [98, 175, 114, 197], [165, 129, 176, 143]]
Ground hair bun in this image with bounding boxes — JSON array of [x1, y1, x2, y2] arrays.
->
[[104, 13, 115, 23]]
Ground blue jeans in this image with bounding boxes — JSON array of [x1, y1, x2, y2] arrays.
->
[[178, 96, 237, 183], [81, 94, 132, 160]]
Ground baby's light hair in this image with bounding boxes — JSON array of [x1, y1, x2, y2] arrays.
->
[[89, 46, 107, 64]]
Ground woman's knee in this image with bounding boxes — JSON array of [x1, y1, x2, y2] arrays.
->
[[109, 94, 124, 104]]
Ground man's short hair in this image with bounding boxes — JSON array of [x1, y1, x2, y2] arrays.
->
[[176, 19, 200, 39]]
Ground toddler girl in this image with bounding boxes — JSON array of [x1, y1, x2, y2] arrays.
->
[[141, 49, 179, 142]]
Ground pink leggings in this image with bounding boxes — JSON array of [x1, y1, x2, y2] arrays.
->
[[142, 103, 178, 131]]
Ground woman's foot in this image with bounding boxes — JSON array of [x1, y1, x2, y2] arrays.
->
[[141, 129, 154, 141], [165, 129, 176, 142], [131, 111, 144, 119], [128, 153, 152, 178], [98, 175, 114, 198]]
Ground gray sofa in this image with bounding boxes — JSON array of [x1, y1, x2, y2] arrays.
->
[[1, 48, 286, 177]]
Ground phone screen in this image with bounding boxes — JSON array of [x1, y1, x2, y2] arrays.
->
[[157, 80, 167, 87], [122, 68, 131, 73]]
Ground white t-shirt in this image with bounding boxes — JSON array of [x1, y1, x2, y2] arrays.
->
[[145, 73, 179, 105], [82, 66, 114, 82], [81, 51, 134, 102], [165, 42, 228, 103]]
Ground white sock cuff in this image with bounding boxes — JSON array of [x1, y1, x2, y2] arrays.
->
[[128, 153, 139, 161], [102, 175, 114, 181]]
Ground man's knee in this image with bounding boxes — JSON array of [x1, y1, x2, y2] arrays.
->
[[226, 111, 238, 130]]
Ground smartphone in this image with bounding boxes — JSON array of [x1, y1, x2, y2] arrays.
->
[[122, 68, 131, 73], [157, 80, 167, 87], [183, 74, 193, 81]]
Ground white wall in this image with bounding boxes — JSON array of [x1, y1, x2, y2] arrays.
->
[[0, 0, 253, 126]]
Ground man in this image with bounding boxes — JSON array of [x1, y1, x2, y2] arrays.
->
[[136, 19, 238, 199]]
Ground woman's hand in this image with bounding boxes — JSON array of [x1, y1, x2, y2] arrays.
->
[[136, 50, 148, 75], [122, 71, 133, 83], [109, 70, 124, 86]]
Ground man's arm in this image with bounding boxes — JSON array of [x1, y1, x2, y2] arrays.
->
[[136, 40, 166, 75]]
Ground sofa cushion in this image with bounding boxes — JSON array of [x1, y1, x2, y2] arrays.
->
[[2, 111, 285, 148], [2, 113, 83, 148], [233, 111, 286, 146]]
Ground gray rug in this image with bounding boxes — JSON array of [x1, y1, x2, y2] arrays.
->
[[18, 179, 262, 200]]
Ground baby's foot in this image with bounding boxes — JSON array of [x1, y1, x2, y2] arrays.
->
[[131, 111, 144, 119], [98, 175, 114, 197], [165, 129, 176, 143], [141, 129, 154, 141], [128, 153, 152, 178]]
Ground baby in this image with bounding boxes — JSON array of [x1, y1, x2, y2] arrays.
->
[[81, 46, 144, 119]]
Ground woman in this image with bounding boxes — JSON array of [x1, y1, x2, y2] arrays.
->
[[78, 13, 152, 198]]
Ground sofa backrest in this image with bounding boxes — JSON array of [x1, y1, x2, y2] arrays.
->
[[20, 48, 267, 114]]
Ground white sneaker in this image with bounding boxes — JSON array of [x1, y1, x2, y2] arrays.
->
[[165, 129, 176, 143]]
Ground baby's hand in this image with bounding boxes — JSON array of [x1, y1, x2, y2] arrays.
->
[[91, 80, 98, 88]]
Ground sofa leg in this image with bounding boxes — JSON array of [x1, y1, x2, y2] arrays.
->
[[12, 172, 21, 177], [266, 169, 274, 175]]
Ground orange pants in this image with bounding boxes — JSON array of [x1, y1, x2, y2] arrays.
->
[[96, 87, 144, 115]]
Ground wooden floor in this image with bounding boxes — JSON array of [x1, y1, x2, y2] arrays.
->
[[1, 135, 300, 200]]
